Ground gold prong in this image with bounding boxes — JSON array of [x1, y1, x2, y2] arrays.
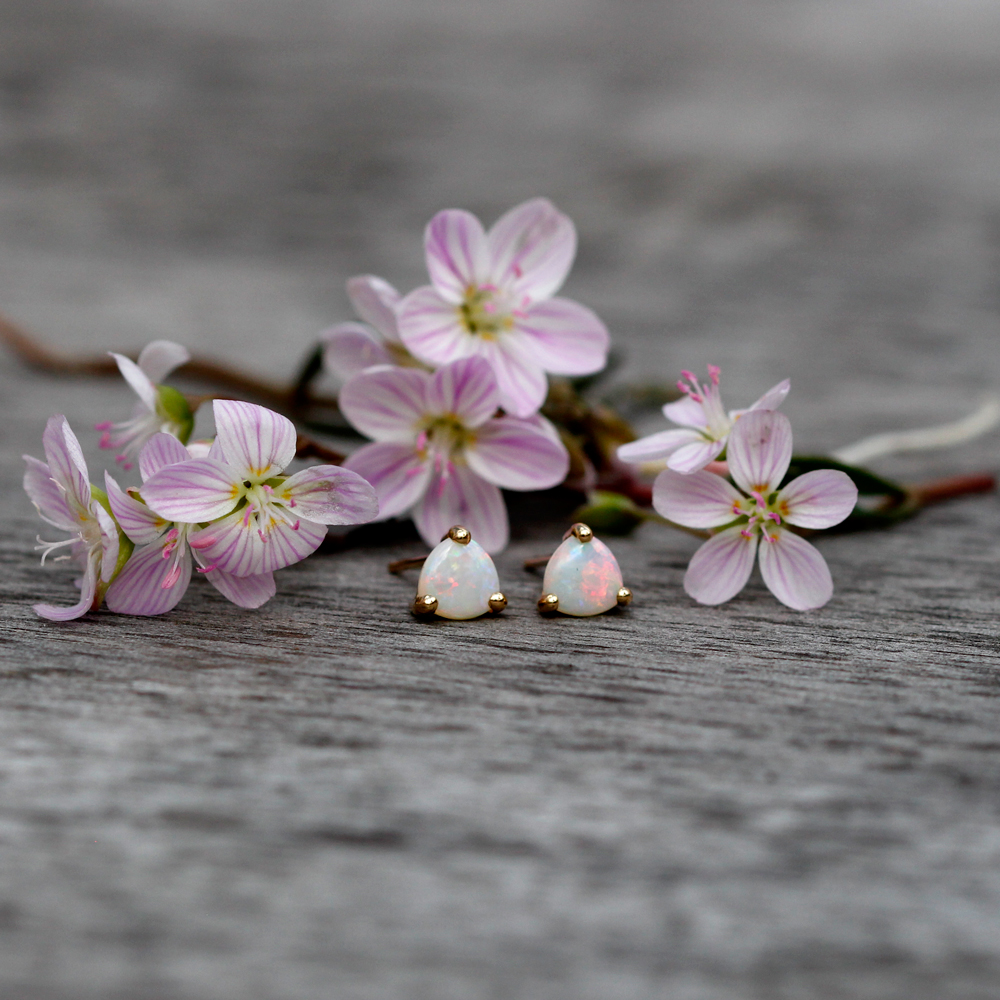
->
[[412, 595, 438, 616], [538, 593, 560, 614], [488, 592, 507, 614], [570, 522, 593, 543], [617, 586, 633, 607], [446, 525, 471, 544]]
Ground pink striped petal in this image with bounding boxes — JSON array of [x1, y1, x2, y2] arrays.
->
[[413, 464, 508, 553], [757, 528, 834, 610], [23, 455, 75, 531], [427, 357, 499, 428], [617, 428, 705, 464], [105, 542, 191, 616], [320, 322, 393, 381], [34, 558, 98, 621], [141, 458, 239, 523], [42, 415, 90, 511], [397, 285, 470, 366], [486, 198, 576, 302], [212, 400, 297, 479], [94, 503, 121, 582], [204, 568, 276, 609], [777, 470, 858, 530], [667, 437, 726, 474], [338, 366, 431, 443], [110, 353, 158, 411], [662, 395, 710, 429], [653, 469, 744, 528], [343, 442, 430, 519], [477, 339, 548, 419], [105, 471, 165, 545], [466, 417, 569, 490], [727, 410, 792, 495], [346, 275, 401, 341], [424, 209, 488, 303], [278, 465, 379, 525], [746, 378, 790, 414], [137, 340, 190, 383], [683, 526, 758, 606], [139, 432, 190, 481], [190, 510, 327, 577], [511, 298, 609, 376]]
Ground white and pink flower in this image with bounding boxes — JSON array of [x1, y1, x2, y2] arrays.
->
[[653, 410, 858, 610], [140, 400, 379, 578], [339, 356, 570, 552], [96, 340, 192, 469], [23, 415, 129, 620], [618, 365, 790, 474], [396, 198, 610, 418], [104, 434, 278, 615]]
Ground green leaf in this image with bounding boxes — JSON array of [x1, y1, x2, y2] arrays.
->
[[156, 385, 195, 444], [571, 491, 647, 535], [782, 455, 908, 502]]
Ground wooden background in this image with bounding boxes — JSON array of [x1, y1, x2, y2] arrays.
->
[[2, 1, 1000, 997]]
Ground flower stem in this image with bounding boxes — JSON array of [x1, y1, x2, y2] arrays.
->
[[908, 473, 996, 507]]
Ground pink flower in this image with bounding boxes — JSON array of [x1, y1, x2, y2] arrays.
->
[[396, 198, 610, 418], [320, 275, 423, 380], [104, 434, 278, 614], [96, 340, 193, 469], [140, 400, 379, 578], [653, 410, 858, 610], [23, 415, 129, 620], [618, 365, 790, 474], [339, 356, 570, 552]]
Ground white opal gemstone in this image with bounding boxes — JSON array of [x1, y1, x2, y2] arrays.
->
[[542, 535, 623, 616], [418, 537, 499, 620]]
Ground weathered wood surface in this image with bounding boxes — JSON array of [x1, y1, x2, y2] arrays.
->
[[2, 2, 1000, 997]]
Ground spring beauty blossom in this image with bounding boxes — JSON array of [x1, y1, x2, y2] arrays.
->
[[339, 356, 570, 552], [103, 433, 279, 615], [24, 415, 132, 620], [653, 409, 858, 610], [617, 365, 790, 474], [139, 399, 379, 578], [96, 340, 193, 470], [396, 197, 610, 418]]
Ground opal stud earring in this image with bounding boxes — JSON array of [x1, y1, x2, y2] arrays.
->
[[534, 522, 631, 616], [406, 525, 506, 620]]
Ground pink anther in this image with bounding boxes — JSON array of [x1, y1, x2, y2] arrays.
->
[[161, 564, 182, 589]]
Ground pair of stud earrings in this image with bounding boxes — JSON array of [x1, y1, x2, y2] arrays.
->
[[391, 523, 632, 620]]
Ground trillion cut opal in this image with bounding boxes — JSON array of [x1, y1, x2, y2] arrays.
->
[[418, 536, 500, 619], [543, 535, 623, 616]]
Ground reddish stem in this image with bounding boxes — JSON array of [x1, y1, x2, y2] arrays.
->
[[909, 473, 996, 506]]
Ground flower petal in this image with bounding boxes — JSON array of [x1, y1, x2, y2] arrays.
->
[[204, 568, 276, 609], [34, 558, 98, 621], [137, 340, 191, 383], [320, 322, 393, 381], [426, 356, 499, 428], [110, 352, 158, 411], [397, 285, 470, 366], [617, 427, 706, 464], [727, 410, 792, 495], [662, 395, 709, 429], [338, 366, 431, 443], [346, 274, 401, 341], [486, 197, 576, 302], [105, 471, 165, 545], [278, 465, 380, 525], [342, 442, 431, 520], [23, 455, 76, 530], [139, 432, 191, 481], [466, 417, 569, 490], [778, 469, 858, 530], [683, 525, 758, 606], [511, 298, 609, 376], [212, 399, 297, 479], [141, 458, 240, 523], [424, 209, 488, 303], [413, 464, 508, 553], [94, 503, 121, 583], [653, 469, 744, 528], [478, 339, 548, 419], [757, 528, 834, 610], [104, 543, 191, 616], [41, 415, 90, 511], [747, 378, 790, 414], [666, 437, 726, 474]]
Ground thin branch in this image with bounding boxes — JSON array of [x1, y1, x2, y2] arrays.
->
[[294, 434, 345, 465], [388, 555, 427, 575]]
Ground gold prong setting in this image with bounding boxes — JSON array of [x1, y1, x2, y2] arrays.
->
[[538, 593, 560, 614], [616, 586, 632, 607], [412, 595, 438, 616], [446, 525, 471, 545], [488, 592, 507, 614]]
